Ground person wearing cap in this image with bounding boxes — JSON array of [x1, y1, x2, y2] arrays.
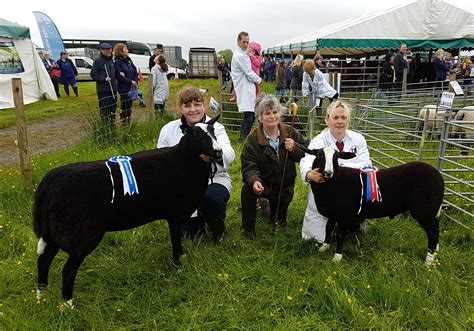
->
[[230, 31, 262, 141], [91, 43, 118, 125]]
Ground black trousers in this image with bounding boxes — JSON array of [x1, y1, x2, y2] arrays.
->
[[97, 91, 117, 124]]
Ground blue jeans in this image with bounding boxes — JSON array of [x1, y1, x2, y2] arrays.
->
[[275, 88, 287, 96], [181, 183, 230, 238], [240, 111, 255, 140]]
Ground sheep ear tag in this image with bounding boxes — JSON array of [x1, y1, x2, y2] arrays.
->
[[105, 156, 139, 203]]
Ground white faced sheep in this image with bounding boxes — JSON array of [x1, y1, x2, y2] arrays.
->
[[302, 147, 444, 266], [452, 105, 474, 155], [33, 116, 223, 308], [416, 104, 448, 139]]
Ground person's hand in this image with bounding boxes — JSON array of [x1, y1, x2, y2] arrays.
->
[[252, 181, 264, 195], [119, 72, 125, 77], [131, 80, 137, 87], [284, 138, 295, 152], [199, 154, 211, 162], [105, 77, 111, 82], [306, 169, 325, 183]]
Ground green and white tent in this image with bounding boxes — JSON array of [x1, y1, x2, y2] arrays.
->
[[0, 18, 56, 109], [264, 0, 474, 57]]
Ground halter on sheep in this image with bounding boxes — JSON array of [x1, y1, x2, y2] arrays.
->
[[302, 146, 444, 266], [33, 115, 223, 309]]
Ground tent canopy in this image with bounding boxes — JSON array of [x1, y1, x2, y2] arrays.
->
[[0, 18, 56, 109], [264, 0, 474, 56], [0, 18, 30, 39]]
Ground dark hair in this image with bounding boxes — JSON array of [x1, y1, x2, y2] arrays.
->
[[384, 53, 394, 62], [158, 55, 168, 72], [237, 31, 249, 40], [178, 87, 204, 105], [60, 51, 66, 56]]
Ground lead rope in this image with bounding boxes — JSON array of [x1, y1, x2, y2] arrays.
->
[[357, 173, 364, 215], [105, 161, 115, 203]]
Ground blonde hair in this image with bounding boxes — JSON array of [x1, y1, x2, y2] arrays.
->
[[435, 49, 445, 59], [303, 60, 315, 75], [293, 54, 303, 66], [326, 100, 351, 122], [113, 43, 128, 58]]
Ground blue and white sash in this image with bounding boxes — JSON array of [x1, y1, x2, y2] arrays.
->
[[105, 156, 139, 203]]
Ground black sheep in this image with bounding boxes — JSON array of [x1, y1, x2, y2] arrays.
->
[[33, 116, 223, 308], [302, 146, 444, 266]]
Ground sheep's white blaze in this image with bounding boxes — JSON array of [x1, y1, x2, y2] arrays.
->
[[323, 147, 335, 177], [195, 123, 222, 151], [37, 237, 46, 255]]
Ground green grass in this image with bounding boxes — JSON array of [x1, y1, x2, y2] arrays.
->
[[0, 80, 473, 328]]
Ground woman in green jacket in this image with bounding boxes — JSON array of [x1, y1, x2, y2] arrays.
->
[[241, 94, 306, 240]]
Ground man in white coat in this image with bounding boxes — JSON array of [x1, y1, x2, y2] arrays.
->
[[299, 100, 371, 242], [231, 31, 262, 141]]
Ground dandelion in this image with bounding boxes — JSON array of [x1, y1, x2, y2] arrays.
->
[[299, 288, 304, 292], [347, 297, 353, 304], [217, 272, 229, 282], [287, 295, 293, 301], [367, 284, 372, 289], [117, 308, 122, 312]]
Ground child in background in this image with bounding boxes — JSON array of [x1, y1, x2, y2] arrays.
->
[[248, 41, 262, 95], [275, 60, 288, 101]]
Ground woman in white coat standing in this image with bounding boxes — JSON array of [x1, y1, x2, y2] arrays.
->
[[302, 60, 338, 117], [230, 31, 262, 141], [300, 100, 371, 242], [152, 55, 169, 118]]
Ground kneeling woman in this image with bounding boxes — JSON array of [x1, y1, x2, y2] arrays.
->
[[241, 94, 306, 240]]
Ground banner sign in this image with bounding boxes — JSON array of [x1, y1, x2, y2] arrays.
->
[[33, 11, 65, 61], [0, 41, 25, 74]]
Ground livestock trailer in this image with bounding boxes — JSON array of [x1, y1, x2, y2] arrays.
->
[[188, 47, 218, 78]]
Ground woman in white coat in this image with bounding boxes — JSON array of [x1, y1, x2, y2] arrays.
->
[[152, 55, 169, 118], [302, 60, 338, 117], [230, 31, 262, 141], [299, 100, 371, 242], [157, 87, 235, 241]]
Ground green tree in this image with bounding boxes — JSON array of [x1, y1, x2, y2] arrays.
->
[[217, 49, 233, 64]]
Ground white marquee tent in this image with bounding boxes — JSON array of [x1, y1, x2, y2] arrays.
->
[[264, 0, 474, 57], [0, 18, 56, 110]]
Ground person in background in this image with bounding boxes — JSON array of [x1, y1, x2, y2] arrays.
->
[[114, 43, 138, 125], [56, 51, 78, 97], [217, 57, 231, 91], [285, 61, 292, 93], [462, 56, 472, 95], [314, 53, 324, 70], [274, 60, 288, 101], [393, 43, 408, 91], [230, 31, 262, 141], [302, 60, 338, 117], [149, 47, 161, 71], [289, 54, 304, 104], [248, 41, 263, 96], [151, 55, 169, 119], [90, 43, 117, 125], [157, 87, 235, 242], [300, 100, 371, 242], [42, 52, 60, 97], [433, 48, 450, 90], [379, 53, 395, 92], [241, 94, 306, 240]]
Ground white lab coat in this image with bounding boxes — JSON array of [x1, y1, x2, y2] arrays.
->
[[230, 47, 262, 112], [302, 69, 337, 107], [157, 116, 235, 193], [299, 129, 371, 242]]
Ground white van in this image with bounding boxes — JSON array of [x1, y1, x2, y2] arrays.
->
[[69, 56, 94, 81]]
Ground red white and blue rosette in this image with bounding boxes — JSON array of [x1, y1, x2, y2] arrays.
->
[[357, 165, 382, 215]]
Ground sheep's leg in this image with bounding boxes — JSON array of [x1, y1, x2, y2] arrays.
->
[[420, 218, 440, 266], [320, 218, 336, 252], [332, 223, 345, 262], [168, 219, 183, 265], [37, 240, 60, 299], [61, 255, 86, 309]]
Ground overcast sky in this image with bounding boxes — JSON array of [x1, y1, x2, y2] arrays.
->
[[3, 0, 473, 60]]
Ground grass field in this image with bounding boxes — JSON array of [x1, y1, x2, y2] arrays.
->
[[0, 79, 472, 328]]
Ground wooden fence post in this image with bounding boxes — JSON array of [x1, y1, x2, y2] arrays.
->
[[147, 73, 154, 112], [11, 78, 33, 189]]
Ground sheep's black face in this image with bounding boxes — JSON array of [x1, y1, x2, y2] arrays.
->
[[193, 122, 223, 165]]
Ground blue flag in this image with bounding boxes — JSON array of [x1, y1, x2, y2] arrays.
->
[[32, 11, 65, 61]]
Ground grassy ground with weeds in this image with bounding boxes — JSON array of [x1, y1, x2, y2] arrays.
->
[[0, 79, 472, 328]]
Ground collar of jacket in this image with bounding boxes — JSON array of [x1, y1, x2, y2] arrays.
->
[[179, 115, 206, 134], [256, 123, 289, 146]]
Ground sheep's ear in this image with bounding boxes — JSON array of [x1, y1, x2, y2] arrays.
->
[[338, 152, 356, 159], [206, 114, 220, 125], [301, 146, 318, 155]]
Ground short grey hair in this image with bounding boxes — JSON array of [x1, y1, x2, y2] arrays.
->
[[255, 94, 283, 123]]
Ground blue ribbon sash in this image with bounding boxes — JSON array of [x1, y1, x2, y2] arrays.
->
[[105, 156, 139, 203]]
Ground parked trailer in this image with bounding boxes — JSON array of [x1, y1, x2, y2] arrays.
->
[[188, 47, 218, 78]]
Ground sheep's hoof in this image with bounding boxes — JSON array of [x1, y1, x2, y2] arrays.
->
[[64, 299, 74, 309], [425, 252, 435, 267], [36, 289, 44, 300], [332, 253, 343, 263], [319, 243, 330, 252]]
